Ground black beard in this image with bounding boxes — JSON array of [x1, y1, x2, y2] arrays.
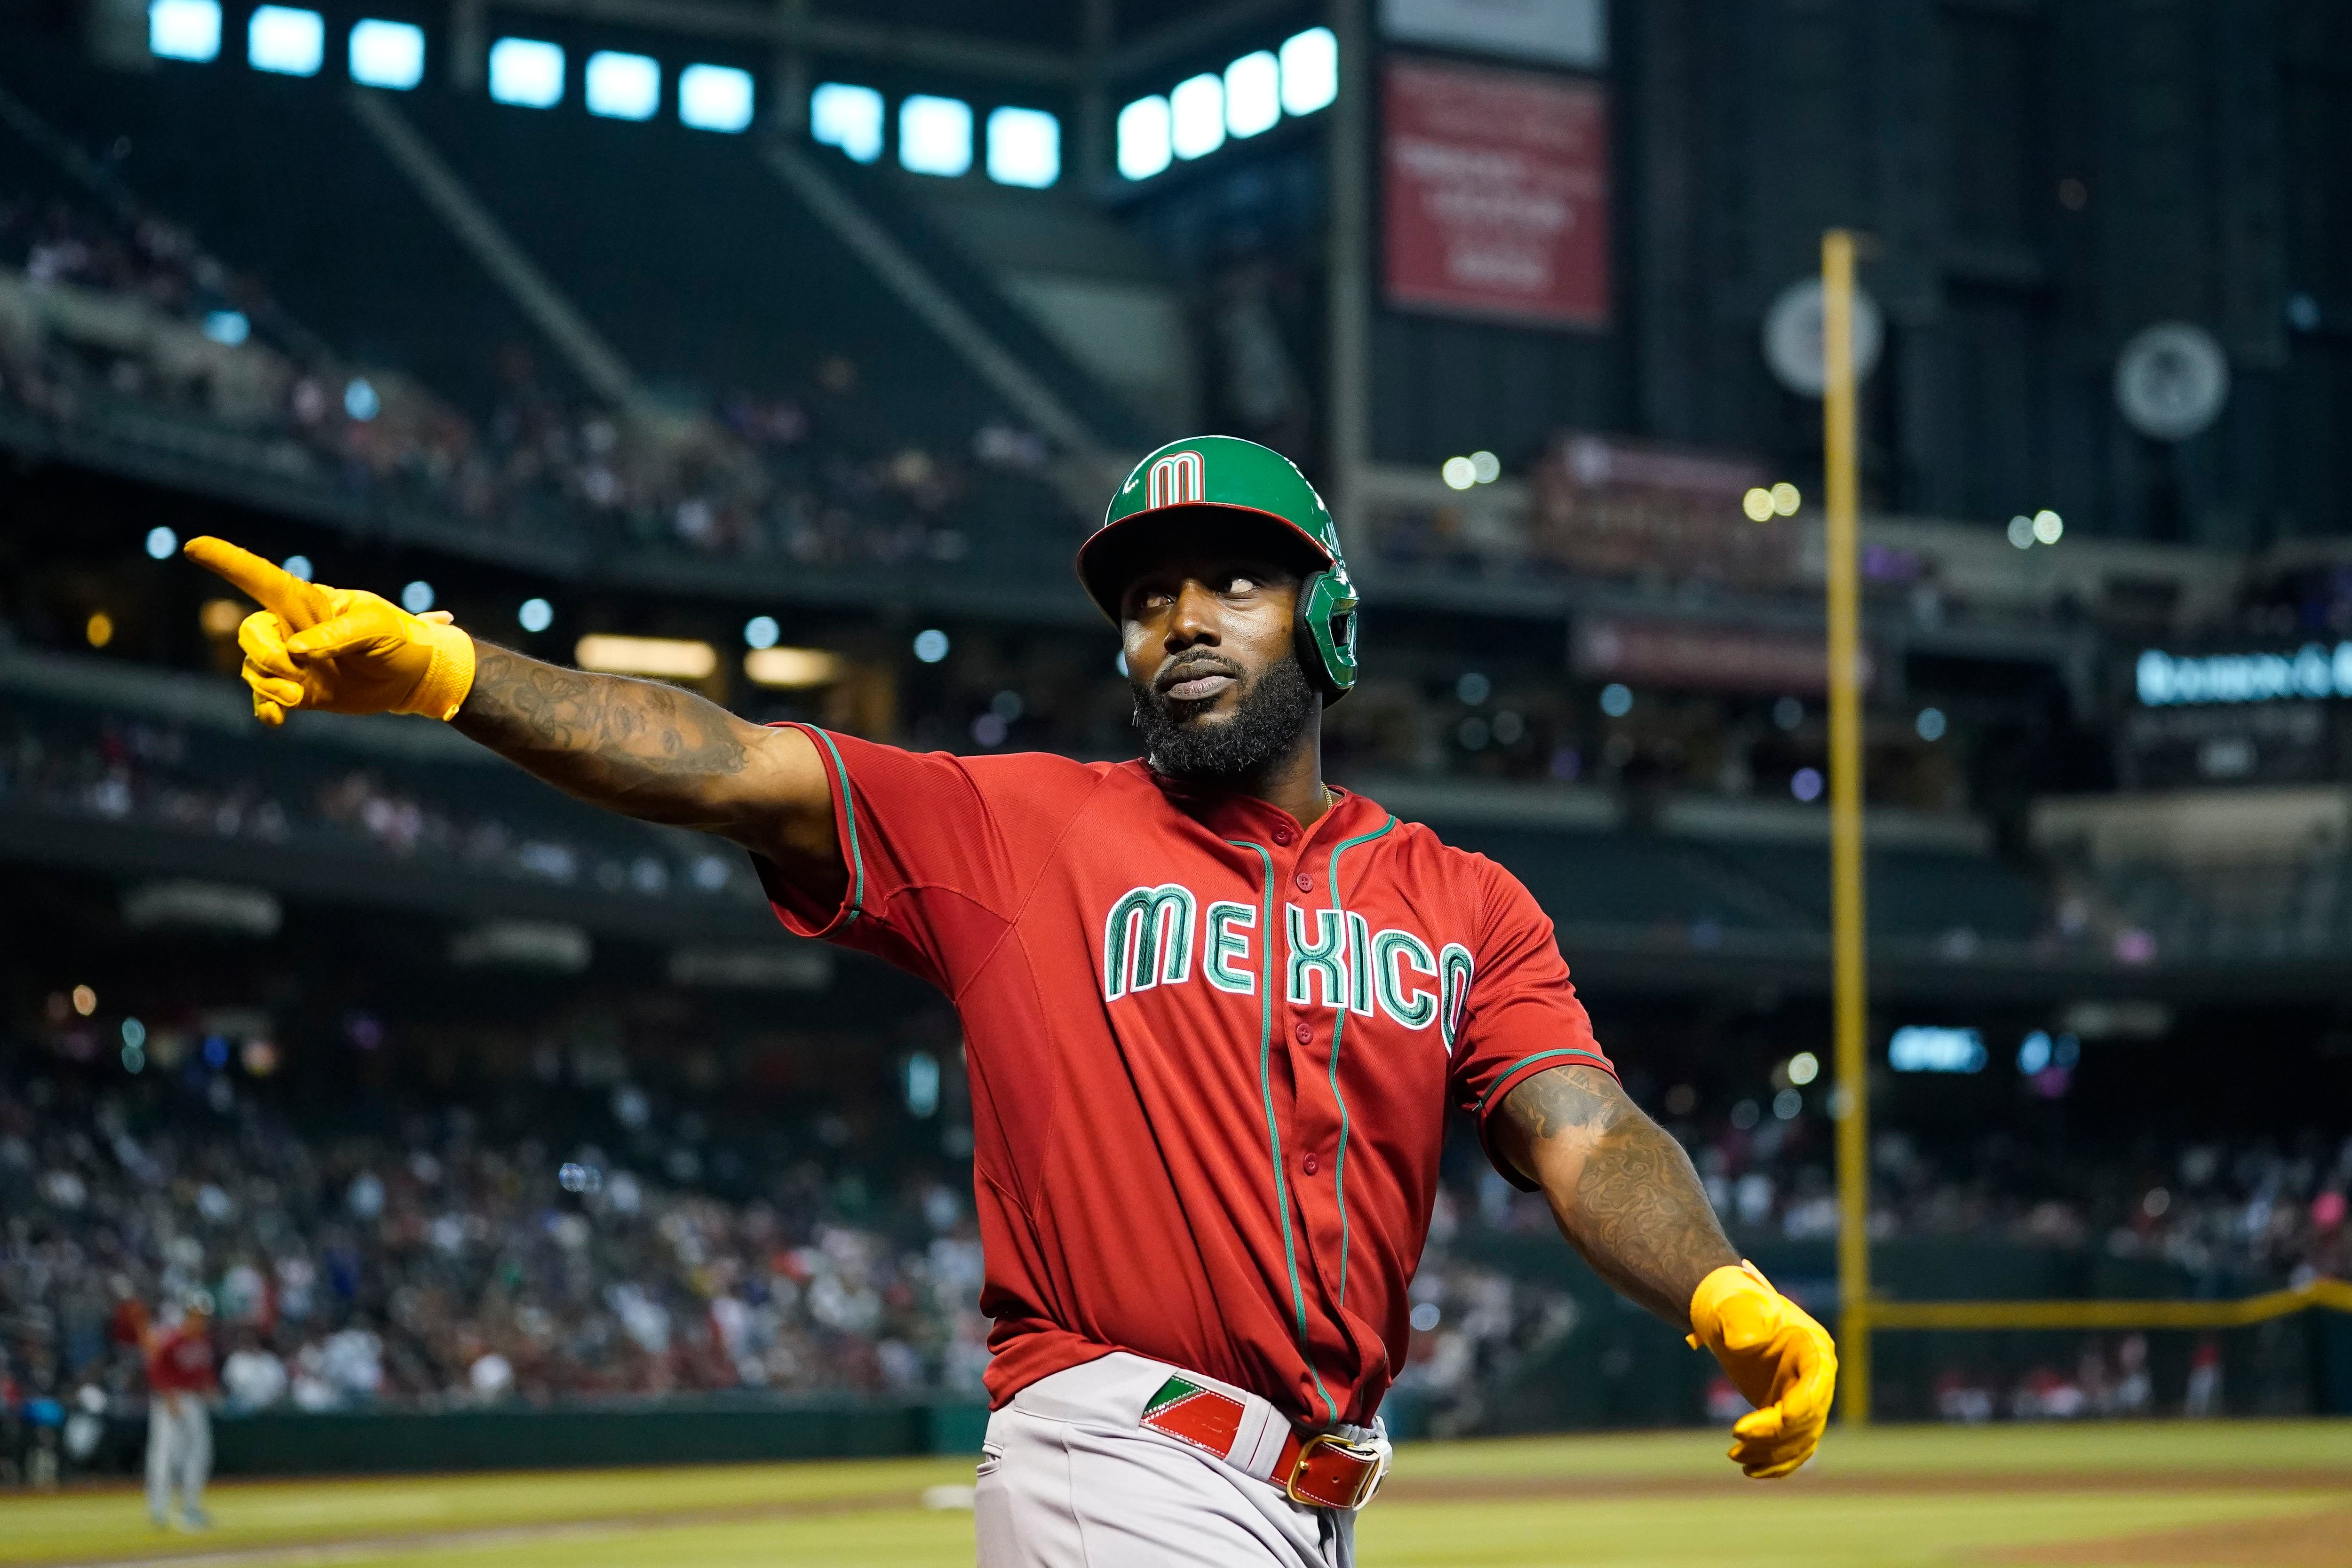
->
[[1133, 653, 1319, 786]]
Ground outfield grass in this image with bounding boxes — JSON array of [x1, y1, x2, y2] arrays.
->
[[4, 1421, 2346, 1568]]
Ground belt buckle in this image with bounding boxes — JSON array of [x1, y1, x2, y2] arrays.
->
[[1283, 1431, 1382, 1510]]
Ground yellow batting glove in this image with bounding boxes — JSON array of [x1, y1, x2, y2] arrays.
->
[[184, 536, 476, 726], [1687, 1261, 1837, 1480]]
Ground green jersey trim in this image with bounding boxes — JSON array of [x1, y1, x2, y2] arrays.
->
[[808, 727, 865, 925], [1473, 1047, 1617, 1114], [1323, 815, 1397, 1307], [1229, 836, 1335, 1425]]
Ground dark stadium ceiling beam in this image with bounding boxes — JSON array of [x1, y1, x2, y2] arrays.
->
[[476, 0, 1311, 90], [1102, 0, 1308, 84], [483, 0, 1083, 84]]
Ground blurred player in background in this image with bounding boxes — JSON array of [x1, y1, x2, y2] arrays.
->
[[141, 1295, 216, 1530]]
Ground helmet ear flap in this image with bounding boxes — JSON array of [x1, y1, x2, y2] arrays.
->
[[1294, 568, 1360, 703]]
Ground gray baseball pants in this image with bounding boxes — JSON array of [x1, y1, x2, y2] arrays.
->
[[975, 1353, 1356, 1568], [145, 1394, 211, 1523]]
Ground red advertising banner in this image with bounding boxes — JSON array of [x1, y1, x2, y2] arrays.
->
[[1382, 55, 1609, 327]]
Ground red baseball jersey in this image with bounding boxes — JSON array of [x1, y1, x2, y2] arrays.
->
[[760, 731, 1613, 1428], [146, 1323, 216, 1395]]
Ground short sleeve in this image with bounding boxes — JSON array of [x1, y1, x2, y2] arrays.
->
[[755, 727, 1094, 993], [1446, 861, 1616, 1191]]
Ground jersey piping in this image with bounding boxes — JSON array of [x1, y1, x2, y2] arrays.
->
[[1473, 1046, 1618, 1114], [1323, 815, 1397, 1308], [1229, 835, 1335, 1425], [807, 727, 866, 925]]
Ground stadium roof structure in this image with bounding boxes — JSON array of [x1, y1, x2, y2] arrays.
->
[[446, 0, 1314, 87]]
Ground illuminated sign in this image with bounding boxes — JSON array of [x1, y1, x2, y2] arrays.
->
[[2136, 643, 2352, 707]]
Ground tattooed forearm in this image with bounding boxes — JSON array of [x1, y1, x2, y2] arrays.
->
[[448, 643, 842, 898], [1496, 1064, 1739, 1329], [452, 643, 755, 821]]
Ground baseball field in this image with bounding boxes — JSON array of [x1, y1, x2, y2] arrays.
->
[[5, 1421, 2347, 1568]]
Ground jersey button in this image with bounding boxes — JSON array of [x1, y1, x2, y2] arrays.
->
[[1293, 1021, 1312, 1044], [1272, 826, 1294, 846], [1302, 1153, 1319, 1176], [1294, 871, 1313, 893]]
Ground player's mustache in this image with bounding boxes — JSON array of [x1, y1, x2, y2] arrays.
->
[[1153, 653, 1246, 696]]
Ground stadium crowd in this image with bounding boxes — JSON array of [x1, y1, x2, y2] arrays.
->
[[2, 669, 1979, 886], [0, 1058, 993, 1421], [1451, 1094, 2351, 1294], [0, 1049, 1576, 1476], [0, 185, 1072, 571], [3, 1033, 2342, 1455], [0, 703, 768, 907]]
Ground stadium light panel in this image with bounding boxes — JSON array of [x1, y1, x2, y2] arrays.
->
[[745, 647, 845, 688], [1279, 27, 1338, 116], [1117, 95, 1171, 180], [585, 51, 659, 120], [247, 5, 321, 74], [678, 64, 753, 132], [986, 106, 1059, 188], [899, 95, 972, 177], [488, 38, 564, 108], [1169, 73, 1225, 159], [348, 19, 423, 88], [1224, 50, 1280, 138], [149, 0, 221, 62], [810, 82, 883, 163], [577, 634, 718, 679]]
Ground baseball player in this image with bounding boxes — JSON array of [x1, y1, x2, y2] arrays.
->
[[142, 1298, 217, 1529], [186, 435, 1834, 1566]]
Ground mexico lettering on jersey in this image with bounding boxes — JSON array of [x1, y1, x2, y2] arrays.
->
[[757, 731, 1613, 1431], [1102, 884, 1474, 1049]]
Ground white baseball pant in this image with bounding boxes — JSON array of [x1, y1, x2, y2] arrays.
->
[[145, 1394, 211, 1522], [975, 1353, 1357, 1568]]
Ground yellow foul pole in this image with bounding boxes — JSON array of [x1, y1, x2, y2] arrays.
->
[[1821, 230, 1871, 1425]]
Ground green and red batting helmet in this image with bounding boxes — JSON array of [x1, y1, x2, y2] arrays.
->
[[1078, 435, 1360, 702]]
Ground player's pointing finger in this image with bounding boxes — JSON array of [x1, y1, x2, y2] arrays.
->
[[183, 537, 330, 628]]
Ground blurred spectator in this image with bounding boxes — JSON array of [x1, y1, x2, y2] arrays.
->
[[218, 1333, 285, 1412]]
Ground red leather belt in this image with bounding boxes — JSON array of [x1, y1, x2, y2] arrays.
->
[[1137, 1371, 1386, 1511], [1269, 1428, 1386, 1510]]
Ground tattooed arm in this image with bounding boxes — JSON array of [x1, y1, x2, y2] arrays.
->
[[452, 643, 844, 900], [1492, 1064, 1739, 1330]]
